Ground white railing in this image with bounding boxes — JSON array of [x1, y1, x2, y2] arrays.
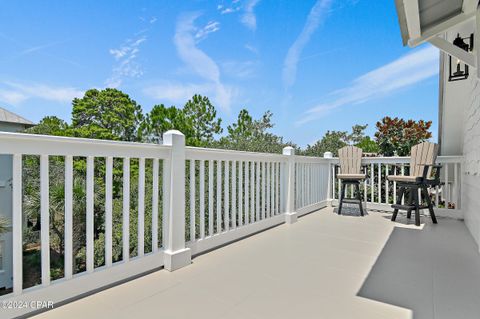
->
[[0, 131, 329, 318], [184, 147, 288, 255], [0, 129, 464, 318], [294, 156, 331, 214], [0, 131, 172, 318], [330, 156, 463, 216]]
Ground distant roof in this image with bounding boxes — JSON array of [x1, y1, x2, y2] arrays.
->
[[0, 107, 35, 126]]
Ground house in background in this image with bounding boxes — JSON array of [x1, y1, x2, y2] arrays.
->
[[0, 107, 34, 290]]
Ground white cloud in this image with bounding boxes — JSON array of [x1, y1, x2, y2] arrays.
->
[[195, 21, 221, 42], [282, 0, 333, 90], [296, 46, 439, 125], [244, 43, 258, 54], [0, 81, 83, 105], [143, 82, 213, 103], [173, 12, 232, 111], [106, 36, 147, 88], [221, 8, 235, 14], [0, 89, 27, 105], [241, 0, 260, 30], [221, 60, 258, 78]]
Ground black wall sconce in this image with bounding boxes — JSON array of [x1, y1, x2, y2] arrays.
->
[[449, 33, 474, 82]]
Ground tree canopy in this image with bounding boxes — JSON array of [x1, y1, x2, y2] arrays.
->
[[375, 117, 432, 156]]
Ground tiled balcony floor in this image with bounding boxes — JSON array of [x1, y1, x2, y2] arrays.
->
[[33, 208, 480, 319]]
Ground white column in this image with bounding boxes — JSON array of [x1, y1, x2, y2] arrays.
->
[[162, 130, 191, 271], [283, 147, 297, 224]]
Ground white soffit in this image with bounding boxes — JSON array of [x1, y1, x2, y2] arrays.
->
[[395, 0, 479, 72]]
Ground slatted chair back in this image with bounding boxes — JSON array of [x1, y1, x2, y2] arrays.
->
[[338, 146, 363, 174], [409, 142, 439, 177]]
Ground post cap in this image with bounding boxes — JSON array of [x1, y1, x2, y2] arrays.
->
[[282, 146, 295, 156], [323, 152, 333, 158], [163, 130, 185, 146]]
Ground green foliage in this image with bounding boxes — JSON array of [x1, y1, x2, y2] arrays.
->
[[356, 136, 380, 153], [374, 116, 432, 156], [25, 116, 69, 136], [302, 124, 381, 157], [214, 109, 295, 153], [0, 216, 9, 235], [302, 131, 348, 157], [71, 88, 144, 141], [141, 104, 194, 144], [183, 94, 223, 146]]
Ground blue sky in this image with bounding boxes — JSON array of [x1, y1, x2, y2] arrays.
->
[[0, 0, 439, 146]]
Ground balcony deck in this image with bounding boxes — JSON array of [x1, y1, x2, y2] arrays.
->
[[33, 208, 480, 319]]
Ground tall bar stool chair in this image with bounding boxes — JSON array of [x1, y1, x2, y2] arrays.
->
[[336, 146, 366, 216], [387, 142, 442, 226]]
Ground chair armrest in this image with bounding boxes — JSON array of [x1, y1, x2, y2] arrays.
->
[[421, 164, 442, 181]]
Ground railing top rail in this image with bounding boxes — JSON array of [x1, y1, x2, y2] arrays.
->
[[294, 155, 333, 164], [329, 155, 463, 164], [0, 131, 171, 158], [185, 146, 287, 162]]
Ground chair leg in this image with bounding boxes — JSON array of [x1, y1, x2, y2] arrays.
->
[[355, 183, 364, 216], [413, 186, 420, 226], [392, 186, 405, 222], [422, 186, 437, 224], [338, 182, 346, 215], [406, 189, 413, 219]]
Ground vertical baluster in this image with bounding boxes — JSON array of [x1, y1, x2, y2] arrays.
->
[[377, 163, 381, 204], [261, 162, 266, 220], [385, 164, 389, 204], [12, 154, 22, 295], [256, 161, 260, 221], [250, 161, 255, 222], [445, 163, 450, 209], [123, 157, 130, 262], [208, 160, 214, 236], [105, 157, 113, 266], [40, 155, 50, 285], [363, 164, 367, 203], [332, 164, 336, 200], [232, 161, 237, 228], [270, 162, 274, 215], [393, 164, 397, 205], [277, 162, 280, 214], [199, 160, 205, 239], [401, 164, 405, 205], [224, 161, 230, 231], [64, 156, 73, 279], [271, 162, 275, 215], [238, 161, 243, 226], [189, 160, 196, 241], [152, 158, 159, 252], [217, 160, 222, 233], [370, 163, 374, 203], [454, 162, 459, 209], [138, 158, 145, 257], [338, 164, 342, 203], [86, 156, 94, 272], [245, 161, 250, 224]]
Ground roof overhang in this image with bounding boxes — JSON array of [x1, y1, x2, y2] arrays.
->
[[395, 0, 480, 76]]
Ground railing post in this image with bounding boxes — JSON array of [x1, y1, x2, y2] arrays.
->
[[283, 146, 297, 224], [163, 130, 191, 271]]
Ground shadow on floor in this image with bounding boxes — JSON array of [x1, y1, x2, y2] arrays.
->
[[333, 205, 369, 217], [357, 219, 480, 319]]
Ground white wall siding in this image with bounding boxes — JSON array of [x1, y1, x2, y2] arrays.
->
[[463, 75, 480, 249]]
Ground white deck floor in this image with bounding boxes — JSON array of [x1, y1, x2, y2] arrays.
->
[[34, 208, 480, 319]]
